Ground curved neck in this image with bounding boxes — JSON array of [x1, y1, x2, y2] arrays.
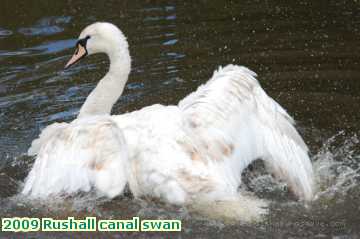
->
[[78, 44, 131, 119]]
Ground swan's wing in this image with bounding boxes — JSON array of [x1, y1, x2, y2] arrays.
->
[[28, 122, 68, 156], [23, 116, 128, 199], [179, 64, 314, 201]]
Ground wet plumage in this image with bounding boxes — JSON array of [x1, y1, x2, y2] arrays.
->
[[22, 23, 314, 207]]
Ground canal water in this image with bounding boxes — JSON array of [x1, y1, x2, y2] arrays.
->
[[0, 0, 359, 238]]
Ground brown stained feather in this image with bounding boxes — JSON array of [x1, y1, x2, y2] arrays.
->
[[86, 121, 117, 171], [189, 119, 199, 129], [86, 121, 117, 150], [88, 158, 106, 171], [177, 137, 235, 163], [221, 143, 234, 156], [177, 169, 213, 194], [209, 140, 235, 159], [176, 139, 205, 163], [191, 151, 201, 161], [95, 161, 105, 171], [88, 160, 96, 170]]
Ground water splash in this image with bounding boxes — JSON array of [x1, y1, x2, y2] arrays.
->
[[187, 194, 269, 224], [244, 131, 360, 203], [313, 131, 360, 200], [1, 131, 358, 227]]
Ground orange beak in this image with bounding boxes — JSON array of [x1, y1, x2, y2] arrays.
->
[[65, 44, 87, 69]]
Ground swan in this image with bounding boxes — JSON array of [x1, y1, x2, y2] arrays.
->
[[22, 22, 314, 206]]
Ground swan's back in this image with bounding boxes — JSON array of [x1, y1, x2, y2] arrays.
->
[[179, 65, 314, 201], [23, 116, 129, 199]]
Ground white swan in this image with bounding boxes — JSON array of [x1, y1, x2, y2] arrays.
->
[[22, 22, 314, 206]]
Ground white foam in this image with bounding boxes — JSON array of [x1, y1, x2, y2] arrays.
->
[[187, 193, 269, 224]]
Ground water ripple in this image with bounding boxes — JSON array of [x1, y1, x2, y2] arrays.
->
[[0, 28, 13, 38], [18, 16, 72, 37], [25, 39, 77, 55]]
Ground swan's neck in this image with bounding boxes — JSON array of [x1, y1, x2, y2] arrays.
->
[[78, 46, 131, 118]]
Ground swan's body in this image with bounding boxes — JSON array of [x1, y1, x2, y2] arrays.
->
[[22, 23, 314, 206]]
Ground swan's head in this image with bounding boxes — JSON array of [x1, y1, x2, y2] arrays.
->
[[65, 22, 129, 69]]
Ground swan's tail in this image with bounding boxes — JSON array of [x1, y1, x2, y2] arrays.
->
[[179, 64, 314, 201]]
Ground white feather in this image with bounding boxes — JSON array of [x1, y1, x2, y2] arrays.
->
[[179, 64, 314, 200], [23, 116, 128, 199]]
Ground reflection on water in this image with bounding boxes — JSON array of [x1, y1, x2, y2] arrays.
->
[[18, 16, 72, 36], [0, 0, 359, 238]]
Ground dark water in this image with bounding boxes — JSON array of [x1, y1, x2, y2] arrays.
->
[[0, 0, 360, 238]]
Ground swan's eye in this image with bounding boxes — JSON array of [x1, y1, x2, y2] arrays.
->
[[77, 35, 91, 48]]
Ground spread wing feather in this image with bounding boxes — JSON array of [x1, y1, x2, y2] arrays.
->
[[179, 65, 314, 200]]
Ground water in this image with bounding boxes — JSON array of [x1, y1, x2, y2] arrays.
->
[[0, 0, 359, 238]]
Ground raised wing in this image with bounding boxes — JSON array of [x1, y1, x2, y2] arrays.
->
[[179, 64, 314, 201]]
